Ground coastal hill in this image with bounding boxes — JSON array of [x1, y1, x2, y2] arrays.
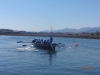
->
[[42, 26, 100, 33], [0, 27, 100, 39]]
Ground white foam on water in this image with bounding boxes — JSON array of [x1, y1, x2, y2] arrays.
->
[[16, 46, 39, 52], [60, 47, 65, 48], [67, 47, 72, 49]]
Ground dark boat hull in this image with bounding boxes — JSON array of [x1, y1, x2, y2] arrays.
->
[[33, 43, 56, 51]]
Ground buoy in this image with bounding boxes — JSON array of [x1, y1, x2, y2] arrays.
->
[[75, 43, 78, 47]]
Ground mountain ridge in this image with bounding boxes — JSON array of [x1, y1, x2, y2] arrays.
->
[[41, 26, 100, 33]]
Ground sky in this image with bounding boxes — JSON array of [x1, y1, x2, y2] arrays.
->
[[0, 0, 100, 32]]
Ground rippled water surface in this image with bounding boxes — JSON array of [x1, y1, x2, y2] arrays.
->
[[0, 36, 100, 75]]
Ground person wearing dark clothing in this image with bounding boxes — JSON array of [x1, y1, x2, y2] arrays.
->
[[38, 39, 41, 43], [44, 40, 47, 45], [50, 36, 53, 43], [41, 39, 43, 43], [47, 40, 50, 46]]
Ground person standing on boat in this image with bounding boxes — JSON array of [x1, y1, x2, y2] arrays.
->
[[50, 36, 53, 43]]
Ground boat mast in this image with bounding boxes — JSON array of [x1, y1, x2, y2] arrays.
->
[[51, 26, 53, 36], [51, 26, 52, 33]]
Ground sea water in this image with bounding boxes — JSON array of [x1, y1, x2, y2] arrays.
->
[[0, 36, 100, 75]]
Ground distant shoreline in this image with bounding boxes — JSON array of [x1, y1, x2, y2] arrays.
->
[[1, 28, 100, 39], [1, 32, 100, 39]]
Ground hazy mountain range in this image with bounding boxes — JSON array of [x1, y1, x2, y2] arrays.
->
[[41, 26, 100, 33], [1, 26, 100, 33]]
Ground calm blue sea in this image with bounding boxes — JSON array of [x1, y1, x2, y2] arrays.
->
[[0, 36, 100, 75]]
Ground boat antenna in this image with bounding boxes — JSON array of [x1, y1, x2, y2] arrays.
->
[[51, 26, 52, 36], [51, 26, 52, 33]]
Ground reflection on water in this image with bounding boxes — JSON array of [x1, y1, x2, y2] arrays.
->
[[48, 54, 52, 65], [39, 50, 56, 65], [47, 51, 56, 65]]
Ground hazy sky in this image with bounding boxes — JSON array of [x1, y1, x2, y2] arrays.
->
[[0, 0, 100, 31]]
